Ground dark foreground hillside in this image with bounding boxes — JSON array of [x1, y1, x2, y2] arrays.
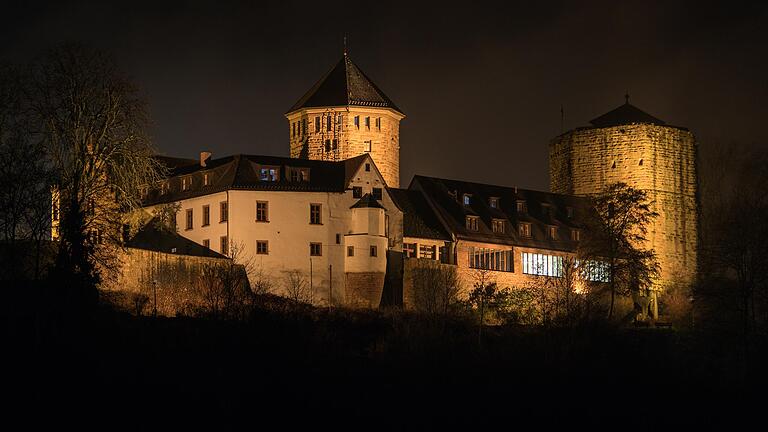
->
[[3, 282, 767, 429]]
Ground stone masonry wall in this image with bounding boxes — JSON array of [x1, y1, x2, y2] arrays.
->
[[549, 124, 698, 290], [287, 107, 402, 187], [345, 272, 386, 308]]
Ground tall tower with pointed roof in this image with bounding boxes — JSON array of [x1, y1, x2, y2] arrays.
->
[[549, 99, 698, 316], [286, 53, 405, 187]]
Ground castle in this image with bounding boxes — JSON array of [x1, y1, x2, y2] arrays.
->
[[124, 52, 698, 317]]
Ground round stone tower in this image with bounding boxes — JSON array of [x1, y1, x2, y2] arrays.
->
[[550, 99, 698, 298], [286, 53, 405, 187]]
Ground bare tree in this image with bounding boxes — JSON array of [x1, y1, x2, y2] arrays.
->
[[410, 260, 461, 315], [580, 182, 660, 320], [27, 44, 165, 295], [283, 269, 311, 304]]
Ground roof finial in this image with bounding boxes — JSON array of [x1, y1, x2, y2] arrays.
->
[[343, 34, 347, 57], [624, 91, 630, 104]]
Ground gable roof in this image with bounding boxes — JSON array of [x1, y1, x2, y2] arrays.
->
[[127, 219, 227, 258], [143, 154, 373, 206], [288, 54, 403, 114], [589, 102, 666, 127], [409, 176, 592, 251], [389, 188, 451, 241], [350, 193, 385, 209]]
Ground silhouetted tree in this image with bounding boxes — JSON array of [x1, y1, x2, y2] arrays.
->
[[410, 260, 461, 315], [580, 182, 660, 320], [27, 44, 164, 298]]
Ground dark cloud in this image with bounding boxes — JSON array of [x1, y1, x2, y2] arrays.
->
[[2, 0, 766, 190]]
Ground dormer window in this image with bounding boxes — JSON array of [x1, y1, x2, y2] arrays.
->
[[463, 194, 471, 206], [489, 197, 499, 208], [566, 206, 574, 218], [571, 229, 581, 241], [182, 177, 191, 191], [492, 219, 505, 234], [160, 181, 168, 195], [518, 222, 532, 238], [541, 203, 551, 217], [259, 166, 279, 182], [290, 167, 310, 182], [466, 216, 479, 231], [203, 173, 210, 186], [548, 225, 558, 240], [517, 200, 527, 213]]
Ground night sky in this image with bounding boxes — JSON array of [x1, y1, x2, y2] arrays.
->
[[3, 0, 767, 190]]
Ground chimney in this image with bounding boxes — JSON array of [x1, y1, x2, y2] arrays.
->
[[200, 151, 212, 167]]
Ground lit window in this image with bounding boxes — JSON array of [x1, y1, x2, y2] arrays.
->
[[519, 223, 531, 238], [492, 219, 505, 233], [256, 240, 268, 255], [182, 177, 191, 191], [185, 209, 193, 230], [256, 201, 269, 222], [466, 216, 479, 231], [353, 186, 363, 198], [347, 246, 354, 257], [310, 242, 322, 256], [548, 226, 558, 240], [419, 245, 436, 260], [468, 247, 514, 272], [202, 205, 210, 226], [463, 194, 471, 205], [571, 229, 581, 241], [370, 245, 378, 257], [260, 167, 279, 182], [220, 236, 228, 255], [489, 197, 498, 208], [403, 243, 417, 258], [310, 203, 322, 224], [203, 173, 209, 186], [517, 200, 527, 213], [372, 188, 383, 200], [220, 201, 228, 222], [365, 140, 372, 152], [522, 252, 563, 277]]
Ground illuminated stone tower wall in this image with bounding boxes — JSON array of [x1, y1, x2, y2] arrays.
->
[[286, 107, 403, 187], [550, 120, 698, 291]]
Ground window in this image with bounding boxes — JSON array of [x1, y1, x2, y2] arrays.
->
[[347, 246, 354, 257], [315, 116, 320, 132], [492, 219, 506, 233], [290, 168, 309, 182], [203, 173, 210, 186], [326, 115, 332, 131], [256, 240, 268, 255], [463, 194, 471, 205], [370, 245, 378, 257], [522, 252, 563, 277], [185, 209, 193, 230], [372, 188, 383, 200], [202, 205, 210, 226], [292, 122, 295, 137], [519, 222, 532, 238], [489, 197, 499, 208], [336, 233, 341, 244], [332, 139, 338, 150], [466, 216, 479, 231], [364, 140, 372, 152], [439, 246, 449, 264], [566, 206, 574, 219], [419, 245, 436, 260], [202, 239, 210, 249], [220, 236, 228, 255], [581, 260, 610, 282], [182, 177, 191, 191], [375, 117, 381, 131], [220, 201, 228, 222], [353, 186, 363, 198], [354, 116, 360, 129], [325, 139, 331, 152], [469, 247, 514, 272], [403, 243, 417, 258], [302, 119, 306, 135], [548, 226, 558, 240], [571, 229, 581, 241], [365, 116, 370, 130], [517, 200, 527, 213], [542, 204, 552, 218], [365, 163, 371, 171], [260, 166, 279, 182], [310, 242, 322, 256], [310, 203, 322, 224], [256, 201, 269, 222]]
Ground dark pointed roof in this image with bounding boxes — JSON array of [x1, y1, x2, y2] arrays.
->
[[350, 193, 385, 209], [589, 102, 666, 127], [288, 55, 403, 114]]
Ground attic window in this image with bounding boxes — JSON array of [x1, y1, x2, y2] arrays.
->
[[365, 163, 371, 172], [518, 222, 532, 238], [259, 166, 279, 182], [290, 168, 310, 182], [463, 194, 471, 205], [566, 206, 574, 218], [571, 229, 581, 241], [489, 197, 499, 208], [182, 177, 191, 191], [466, 216, 479, 231], [492, 219, 505, 233], [516, 200, 527, 213], [203, 173, 210, 186], [548, 226, 558, 240]]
